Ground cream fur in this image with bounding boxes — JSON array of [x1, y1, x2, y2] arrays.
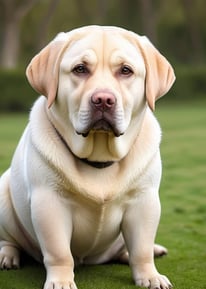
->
[[0, 26, 175, 289]]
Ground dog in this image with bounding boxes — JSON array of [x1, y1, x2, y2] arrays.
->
[[0, 26, 175, 289]]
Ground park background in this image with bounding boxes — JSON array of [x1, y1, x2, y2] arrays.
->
[[0, 0, 206, 109], [0, 1, 206, 289]]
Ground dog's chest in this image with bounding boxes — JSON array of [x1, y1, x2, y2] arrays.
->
[[70, 199, 124, 259]]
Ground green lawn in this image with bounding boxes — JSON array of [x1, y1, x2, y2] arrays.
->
[[0, 102, 206, 289]]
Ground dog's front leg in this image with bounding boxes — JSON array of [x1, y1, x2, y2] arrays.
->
[[31, 188, 77, 289], [122, 190, 172, 289]]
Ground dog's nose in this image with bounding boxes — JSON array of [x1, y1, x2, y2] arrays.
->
[[91, 91, 116, 111]]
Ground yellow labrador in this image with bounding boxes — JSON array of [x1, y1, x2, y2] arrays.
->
[[0, 26, 175, 289]]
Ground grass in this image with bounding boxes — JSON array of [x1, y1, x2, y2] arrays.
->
[[0, 101, 206, 289]]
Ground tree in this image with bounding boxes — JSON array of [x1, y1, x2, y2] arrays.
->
[[139, 0, 157, 43], [35, 0, 60, 51], [0, 0, 39, 69], [182, 0, 204, 62]]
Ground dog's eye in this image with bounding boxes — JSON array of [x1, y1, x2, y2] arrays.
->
[[119, 65, 133, 76], [72, 64, 89, 75]]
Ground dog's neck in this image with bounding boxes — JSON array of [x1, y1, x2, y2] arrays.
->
[[50, 119, 115, 169], [80, 158, 114, 169]]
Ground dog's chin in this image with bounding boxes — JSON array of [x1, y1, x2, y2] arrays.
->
[[76, 120, 124, 138]]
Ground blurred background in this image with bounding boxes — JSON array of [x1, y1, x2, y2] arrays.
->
[[0, 0, 206, 111]]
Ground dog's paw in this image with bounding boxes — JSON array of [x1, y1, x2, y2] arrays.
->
[[154, 243, 168, 257], [43, 281, 78, 289], [0, 245, 20, 269], [44, 264, 77, 289], [134, 273, 172, 289]]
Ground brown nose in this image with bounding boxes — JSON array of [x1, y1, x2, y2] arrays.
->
[[91, 90, 116, 111]]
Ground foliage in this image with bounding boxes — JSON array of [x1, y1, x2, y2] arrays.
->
[[0, 70, 37, 112], [0, 0, 206, 68], [160, 65, 206, 104], [173, 66, 206, 101], [0, 103, 206, 288], [22, 0, 206, 65]]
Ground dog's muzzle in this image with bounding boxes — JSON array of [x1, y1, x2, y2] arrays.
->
[[77, 90, 124, 137]]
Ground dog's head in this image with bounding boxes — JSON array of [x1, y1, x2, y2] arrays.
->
[[26, 26, 175, 162]]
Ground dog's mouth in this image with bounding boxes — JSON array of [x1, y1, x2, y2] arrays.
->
[[76, 113, 124, 138]]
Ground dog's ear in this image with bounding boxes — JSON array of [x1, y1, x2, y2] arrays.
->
[[26, 40, 67, 108], [135, 36, 175, 110]]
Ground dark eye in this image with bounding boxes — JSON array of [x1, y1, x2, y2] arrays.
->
[[72, 64, 89, 75], [120, 65, 133, 76]]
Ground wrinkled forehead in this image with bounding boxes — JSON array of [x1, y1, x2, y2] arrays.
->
[[59, 29, 145, 71]]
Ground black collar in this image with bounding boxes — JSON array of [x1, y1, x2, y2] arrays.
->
[[80, 159, 114, 169]]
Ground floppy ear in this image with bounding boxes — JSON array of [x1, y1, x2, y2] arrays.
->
[[26, 40, 68, 108], [135, 36, 175, 110]]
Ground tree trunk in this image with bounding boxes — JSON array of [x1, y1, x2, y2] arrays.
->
[[139, 0, 157, 43], [182, 0, 203, 63], [0, 0, 39, 69], [1, 18, 20, 68], [35, 0, 60, 51], [95, 0, 108, 24]]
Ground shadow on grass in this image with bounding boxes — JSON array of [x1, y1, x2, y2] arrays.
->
[[0, 254, 44, 289], [0, 253, 135, 289]]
